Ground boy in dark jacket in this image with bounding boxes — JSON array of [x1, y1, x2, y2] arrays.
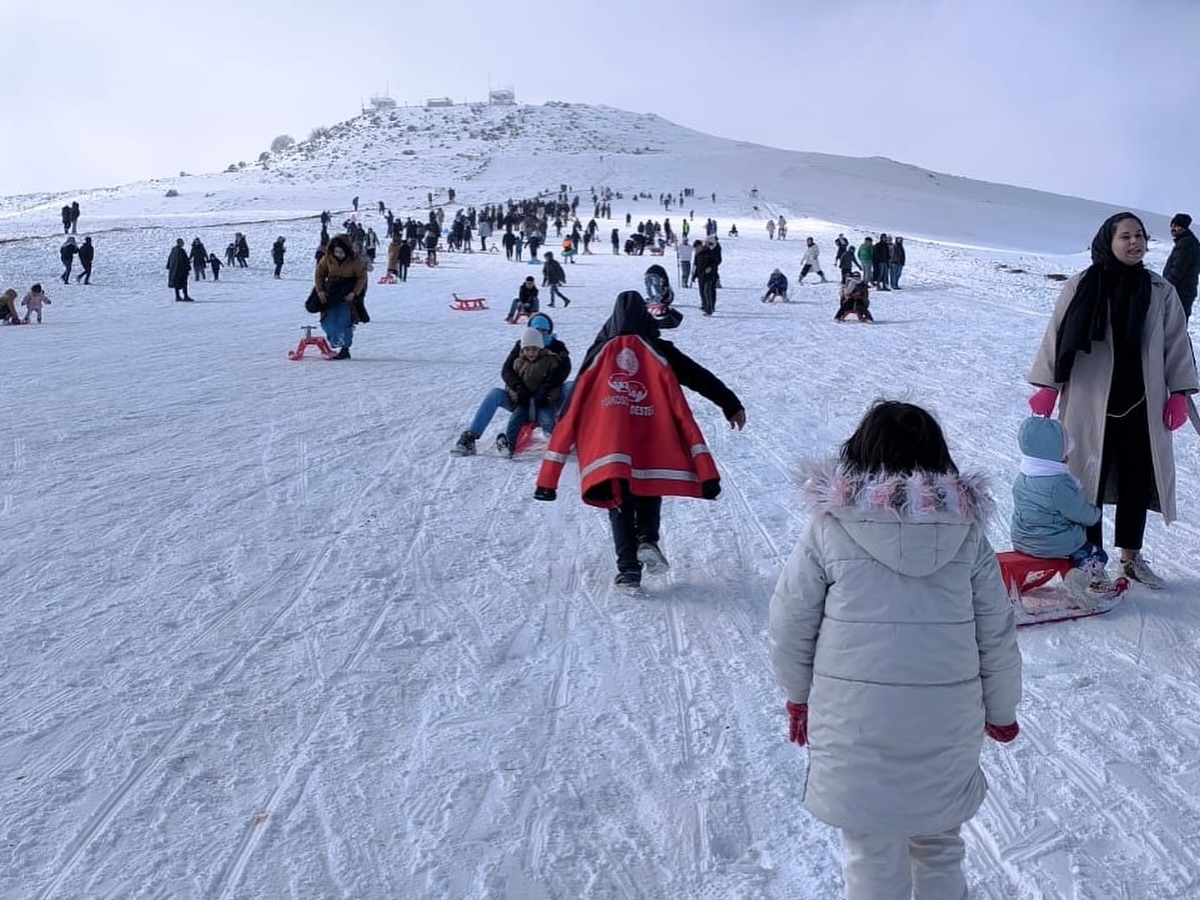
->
[[542, 252, 571, 307]]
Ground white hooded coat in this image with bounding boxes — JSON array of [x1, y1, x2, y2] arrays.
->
[[769, 463, 1022, 834]]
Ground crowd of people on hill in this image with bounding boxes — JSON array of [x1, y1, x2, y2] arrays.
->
[[11, 175, 1200, 900]]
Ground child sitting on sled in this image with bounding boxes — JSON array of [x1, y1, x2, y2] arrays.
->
[[1011, 416, 1112, 595], [762, 269, 788, 302]]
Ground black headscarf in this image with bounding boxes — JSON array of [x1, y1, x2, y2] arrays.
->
[[1053, 211, 1150, 382]]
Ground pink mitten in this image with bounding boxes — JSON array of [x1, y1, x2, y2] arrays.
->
[[1164, 393, 1188, 431], [1028, 387, 1059, 417]]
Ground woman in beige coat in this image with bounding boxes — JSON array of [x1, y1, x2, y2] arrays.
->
[[1028, 212, 1199, 588], [770, 401, 1022, 900]]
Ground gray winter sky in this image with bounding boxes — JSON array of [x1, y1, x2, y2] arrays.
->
[[3, 0, 1197, 216]]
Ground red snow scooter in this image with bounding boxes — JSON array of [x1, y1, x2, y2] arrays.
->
[[286, 325, 335, 360], [997, 550, 1129, 626]]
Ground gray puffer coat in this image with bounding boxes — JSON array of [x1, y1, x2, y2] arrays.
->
[[769, 462, 1022, 834]]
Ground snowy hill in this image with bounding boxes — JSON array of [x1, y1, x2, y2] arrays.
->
[[0, 102, 1169, 254], [3, 102, 1200, 900]]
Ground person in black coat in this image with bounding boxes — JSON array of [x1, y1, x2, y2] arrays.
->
[[76, 237, 95, 284], [190, 238, 208, 280], [167, 238, 192, 301], [272, 237, 287, 278], [61, 205, 72, 235], [396, 239, 412, 281], [59, 237, 77, 284], [1163, 213, 1200, 318], [542, 252, 571, 307], [505, 276, 540, 322], [694, 239, 720, 316]]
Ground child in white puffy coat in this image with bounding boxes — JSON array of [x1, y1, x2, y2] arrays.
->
[[769, 400, 1022, 900]]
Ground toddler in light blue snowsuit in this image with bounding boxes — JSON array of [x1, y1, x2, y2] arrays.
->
[[1011, 416, 1107, 578]]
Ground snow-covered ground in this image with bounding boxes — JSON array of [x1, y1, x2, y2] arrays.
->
[[2, 103, 1199, 900]]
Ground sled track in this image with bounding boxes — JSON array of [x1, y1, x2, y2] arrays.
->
[[34, 435, 427, 899]]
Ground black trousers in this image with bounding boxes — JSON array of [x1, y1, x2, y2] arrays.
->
[[1085, 402, 1155, 551], [608, 491, 662, 575]]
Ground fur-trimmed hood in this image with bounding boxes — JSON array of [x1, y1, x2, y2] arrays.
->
[[800, 460, 996, 577]]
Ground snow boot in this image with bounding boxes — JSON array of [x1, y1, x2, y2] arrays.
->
[[1122, 553, 1164, 589], [614, 571, 642, 589], [451, 431, 479, 457], [636, 541, 670, 576]]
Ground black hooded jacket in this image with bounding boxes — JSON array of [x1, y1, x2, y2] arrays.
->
[[576, 291, 742, 420]]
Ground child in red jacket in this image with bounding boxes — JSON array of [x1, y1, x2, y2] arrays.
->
[[535, 291, 746, 587]]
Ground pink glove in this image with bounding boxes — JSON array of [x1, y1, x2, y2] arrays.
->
[[985, 721, 1020, 744], [786, 701, 808, 746], [1164, 393, 1188, 431], [1028, 387, 1059, 417]]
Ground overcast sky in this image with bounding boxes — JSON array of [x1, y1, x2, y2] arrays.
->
[[3, 0, 1197, 215]]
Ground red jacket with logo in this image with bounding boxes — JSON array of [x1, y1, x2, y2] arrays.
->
[[536, 335, 721, 507]]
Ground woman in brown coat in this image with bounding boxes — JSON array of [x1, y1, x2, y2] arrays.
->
[[1027, 212, 1199, 587], [312, 234, 368, 359]]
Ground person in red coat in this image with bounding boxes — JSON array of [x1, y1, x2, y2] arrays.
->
[[535, 291, 746, 587]]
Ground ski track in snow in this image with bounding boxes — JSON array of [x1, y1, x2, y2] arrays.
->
[[2, 133, 1199, 898]]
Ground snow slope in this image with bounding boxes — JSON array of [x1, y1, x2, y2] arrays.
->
[[2, 103, 1199, 899]]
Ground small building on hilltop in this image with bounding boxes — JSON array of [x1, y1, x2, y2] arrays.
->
[[426, 97, 454, 109]]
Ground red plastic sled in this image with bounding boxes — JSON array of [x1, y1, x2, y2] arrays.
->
[[997, 550, 1129, 626], [514, 421, 536, 454], [996, 551, 1072, 595], [451, 293, 488, 311], [287, 325, 335, 360]]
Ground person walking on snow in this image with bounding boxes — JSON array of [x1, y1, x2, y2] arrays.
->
[[167, 239, 192, 301], [272, 237, 287, 279], [1163, 213, 1200, 318], [534, 291, 745, 588], [542, 252, 571, 307], [769, 400, 1022, 900], [76, 236, 95, 284], [59, 237, 77, 284], [190, 238, 208, 280], [20, 283, 51, 323], [310, 233, 367, 359], [798, 237, 828, 283]]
